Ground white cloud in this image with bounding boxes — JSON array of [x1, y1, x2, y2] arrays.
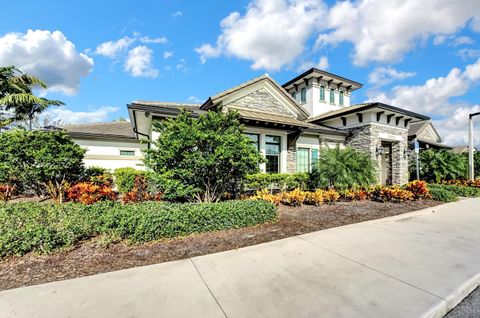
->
[[434, 35, 475, 47], [176, 58, 187, 71], [0, 29, 93, 95], [457, 48, 480, 60], [45, 106, 119, 124], [95, 36, 135, 58], [140, 36, 167, 44], [196, 0, 326, 71], [436, 105, 480, 146], [297, 56, 328, 72], [172, 11, 183, 18], [367, 58, 480, 145], [317, 0, 480, 65], [368, 66, 416, 87], [187, 96, 203, 103], [163, 51, 174, 59], [124, 46, 159, 78]]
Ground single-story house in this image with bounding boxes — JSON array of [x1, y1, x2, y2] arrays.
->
[[59, 68, 451, 185]]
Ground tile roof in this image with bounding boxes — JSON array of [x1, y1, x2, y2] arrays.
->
[[408, 121, 428, 136], [130, 100, 202, 109], [60, 121, 135, 139]]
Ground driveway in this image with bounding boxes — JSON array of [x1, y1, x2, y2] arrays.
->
[[1, 198, 479, 318]]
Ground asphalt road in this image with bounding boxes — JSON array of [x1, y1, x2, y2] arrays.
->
[[446, 287, 480, 318]]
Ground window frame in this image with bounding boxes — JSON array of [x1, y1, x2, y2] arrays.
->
[[244, 132, 260, 151], [265, 135, 281, 173], [300, 87, 307, 103], [319, 86, 325, 101], [329, 88, 335, 104], [296, 147, 320, 173], [339, 90, 344, 106]]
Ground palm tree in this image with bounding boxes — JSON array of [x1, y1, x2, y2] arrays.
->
[[0, 66, 63, 130]]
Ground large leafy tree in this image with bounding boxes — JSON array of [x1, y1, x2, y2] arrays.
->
[[0, 66, 63, 130], [308, 147, 377, 190], [144, 110, 264, 203], [411, 149, 468, 183], [0, 129, 86, 195]]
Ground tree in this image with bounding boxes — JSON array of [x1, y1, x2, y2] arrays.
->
[[308, 147, 377, 190], [411, 149, 468, 183], [144, 110, 264, 202], [0, 129, 86, 195], [0, 66, 63, 130]]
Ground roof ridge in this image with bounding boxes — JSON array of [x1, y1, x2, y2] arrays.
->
[[61, 121, 130, 128], [132, 100, 201, 106]]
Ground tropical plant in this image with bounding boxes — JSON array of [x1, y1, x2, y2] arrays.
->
[[281, 188, 307, 206], [0, 129, 85, 195], [404, 180, 431, 200], [66, 182, 117, 205], [145, 110, 264, 202], [0, 66, 64, 130], [308, 147, 377, 190], [411, 149, 468, 183]]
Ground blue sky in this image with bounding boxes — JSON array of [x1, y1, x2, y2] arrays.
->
[[1, 0, 480, 145]]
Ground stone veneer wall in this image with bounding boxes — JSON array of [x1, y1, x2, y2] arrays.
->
[[345, 124, 409, 185]]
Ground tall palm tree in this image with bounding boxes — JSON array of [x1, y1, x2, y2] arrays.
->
[[0, 66, 63, 130]]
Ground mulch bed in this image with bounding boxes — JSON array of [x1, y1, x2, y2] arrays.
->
[[0, 200, 441, 290]]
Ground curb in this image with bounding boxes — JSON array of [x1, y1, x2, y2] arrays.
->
[[423, 272, 480, 318]]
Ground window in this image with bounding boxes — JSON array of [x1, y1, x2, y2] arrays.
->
[[265, 135, 281, 173], [319, 86, 325, 101], [244, 133, 260, 150], [330, 88, 335, 104], [339, 91, 344, 106], [311, 148, 319, 170], [300, 88, 306, 103], [297, 148, 320, 173], [291, 91, 296, 99], [296, 148, 310, 173], [120, 150, 135, 156]]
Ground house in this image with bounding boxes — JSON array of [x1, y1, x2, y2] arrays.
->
[[407, 120, 452, 150], [61, 68, 445, 185]]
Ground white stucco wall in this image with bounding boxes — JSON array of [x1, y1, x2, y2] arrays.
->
[[74, 138, 147, 171]]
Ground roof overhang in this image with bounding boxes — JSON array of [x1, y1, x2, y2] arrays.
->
[[309, 102, 430, 123], [282, 68, 363, 92]]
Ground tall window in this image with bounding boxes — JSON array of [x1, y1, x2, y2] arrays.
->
[[291, 91, 296, 99], [330, 88, 335, 104], [311, 148, 319, 170], [319, 86, 325, 101], [244, 133, 259, 150], [265, 135, 280, 173], [296, 148, 310, 173], [339, 91, 344, 106], [300, 88, 306, 103]]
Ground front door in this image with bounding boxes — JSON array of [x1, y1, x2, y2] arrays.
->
[[380, 141, 393, 186]]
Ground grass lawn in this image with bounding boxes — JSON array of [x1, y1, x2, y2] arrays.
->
[[0, 199, 441, 290]]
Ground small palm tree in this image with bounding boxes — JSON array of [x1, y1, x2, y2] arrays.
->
[[309, 147, 377, 190], [0, 66, 63, 130]]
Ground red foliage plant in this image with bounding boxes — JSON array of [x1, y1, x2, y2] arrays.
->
[[0, 184, 16, 202], [404, 180, 431, 200], [122, 176, 162, 204], [66, 182, 117, 205]]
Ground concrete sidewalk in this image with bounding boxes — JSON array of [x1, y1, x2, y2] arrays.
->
[[1, 198, 479, 318]]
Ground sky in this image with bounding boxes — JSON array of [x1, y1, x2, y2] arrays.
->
[[1, 0, 480, 146]]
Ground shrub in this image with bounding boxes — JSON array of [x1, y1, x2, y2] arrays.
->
[[308, 147, 377, 190], [281, 188, 307, 206], [304, 189, 324, 206], [66, 182, 117, 205], [114, 167, 146, 193], [245, 173, 309, 191], [339, 189, 368, 201], [144, 110, 264, 202], [250, 189, 282, 205], [441, 179, 480, 188], [411, 149, 468, 183], [0, 129, 85, 196], [429, 184, 480, 197], [428, 186, 458, 202], [323, 189, 341, 204], [0, 184, 16, 202], [82, 166, 113, 186], [369, 186, 414, 203], [404, 180, 431, 200], [122, 176, 162, 204], [0, 200, 277, 257]]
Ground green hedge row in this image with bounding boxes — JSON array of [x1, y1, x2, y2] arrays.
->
[[0, 200, 277, 257], [428, 184, 480, 202], [245, 173, 309, 191]]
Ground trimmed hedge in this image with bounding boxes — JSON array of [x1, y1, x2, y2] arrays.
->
[[429, 184, 480, 198], [0, 200, 277, 257], [428, 186, 458, 202], [245, 173, 309, 191], [113, 167, 146, 193]]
